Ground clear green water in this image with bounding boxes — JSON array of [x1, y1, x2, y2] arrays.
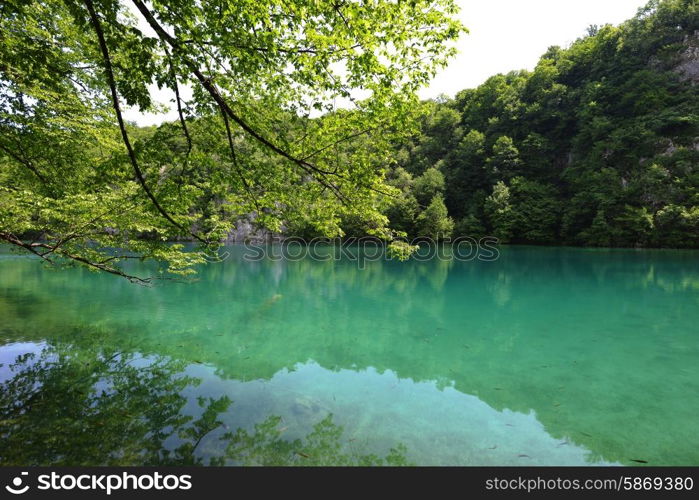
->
[[1, 245, 698, 465]]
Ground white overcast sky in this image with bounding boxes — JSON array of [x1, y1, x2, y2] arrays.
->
[[124, 0, 650, 126]]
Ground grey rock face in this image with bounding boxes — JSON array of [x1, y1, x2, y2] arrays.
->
[[675, 31, 699, 84]]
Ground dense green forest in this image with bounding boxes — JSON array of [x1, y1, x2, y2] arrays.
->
[[1, 0, 697, 282], [136, 0, 699, 248], [383, 0, 699, 247]]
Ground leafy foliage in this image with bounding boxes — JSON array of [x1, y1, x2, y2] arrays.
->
[[390, 0, 699, 248], [0, 0, 464, 280]]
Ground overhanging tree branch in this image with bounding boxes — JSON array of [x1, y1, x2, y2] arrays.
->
[[218, 104, 261, 213], [130, 0, 349, 204], [83, 0, 208, 244], [164, 47, 192, 157], [164, 46, 193, 186], [0, 232, 151, 284], [0, 142, 49, 186]]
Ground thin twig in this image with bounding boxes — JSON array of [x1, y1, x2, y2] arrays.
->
[[218, 105, 261, 212], [0, 143, 49, 186]]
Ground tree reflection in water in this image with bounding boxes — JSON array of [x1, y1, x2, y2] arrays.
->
[[0, 337, 409, 466]]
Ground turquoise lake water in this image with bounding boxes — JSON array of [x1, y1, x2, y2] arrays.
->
[[1, 245, 698, 465]]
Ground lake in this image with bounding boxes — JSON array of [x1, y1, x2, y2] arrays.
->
[[1, 245, 698, 465]]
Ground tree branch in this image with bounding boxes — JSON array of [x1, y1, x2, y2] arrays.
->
[[0, 143, 49, 186], [130, 0, 348, 205], [165, 47, 192, 157], [218, 105, 261, 213], [0, 232, 152, 284], [83, 0, 208, 244], [299, 126, 376, 162]]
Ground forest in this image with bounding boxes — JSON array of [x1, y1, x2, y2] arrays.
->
[[381, 0, 699, 248], [1, 0, 698, 283], [134, 0, 699, 248], [2, 0, 699, 470]]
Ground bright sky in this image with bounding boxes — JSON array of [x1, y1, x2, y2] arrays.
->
[[124, 0, 650, 125], [419, 0, 650, 100]]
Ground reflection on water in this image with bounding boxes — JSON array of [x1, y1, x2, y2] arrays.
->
[[1, 245, 698, 465], [0, 339, 607, 466], [0, 339, 408, 466]]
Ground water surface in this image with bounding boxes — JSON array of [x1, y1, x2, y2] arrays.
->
[[1, 245, 698, 465]]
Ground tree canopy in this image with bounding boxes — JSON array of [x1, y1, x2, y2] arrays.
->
[[0, 0, 464, 281], [2, 0, 697, 284], [391, 0, 698, 247]]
